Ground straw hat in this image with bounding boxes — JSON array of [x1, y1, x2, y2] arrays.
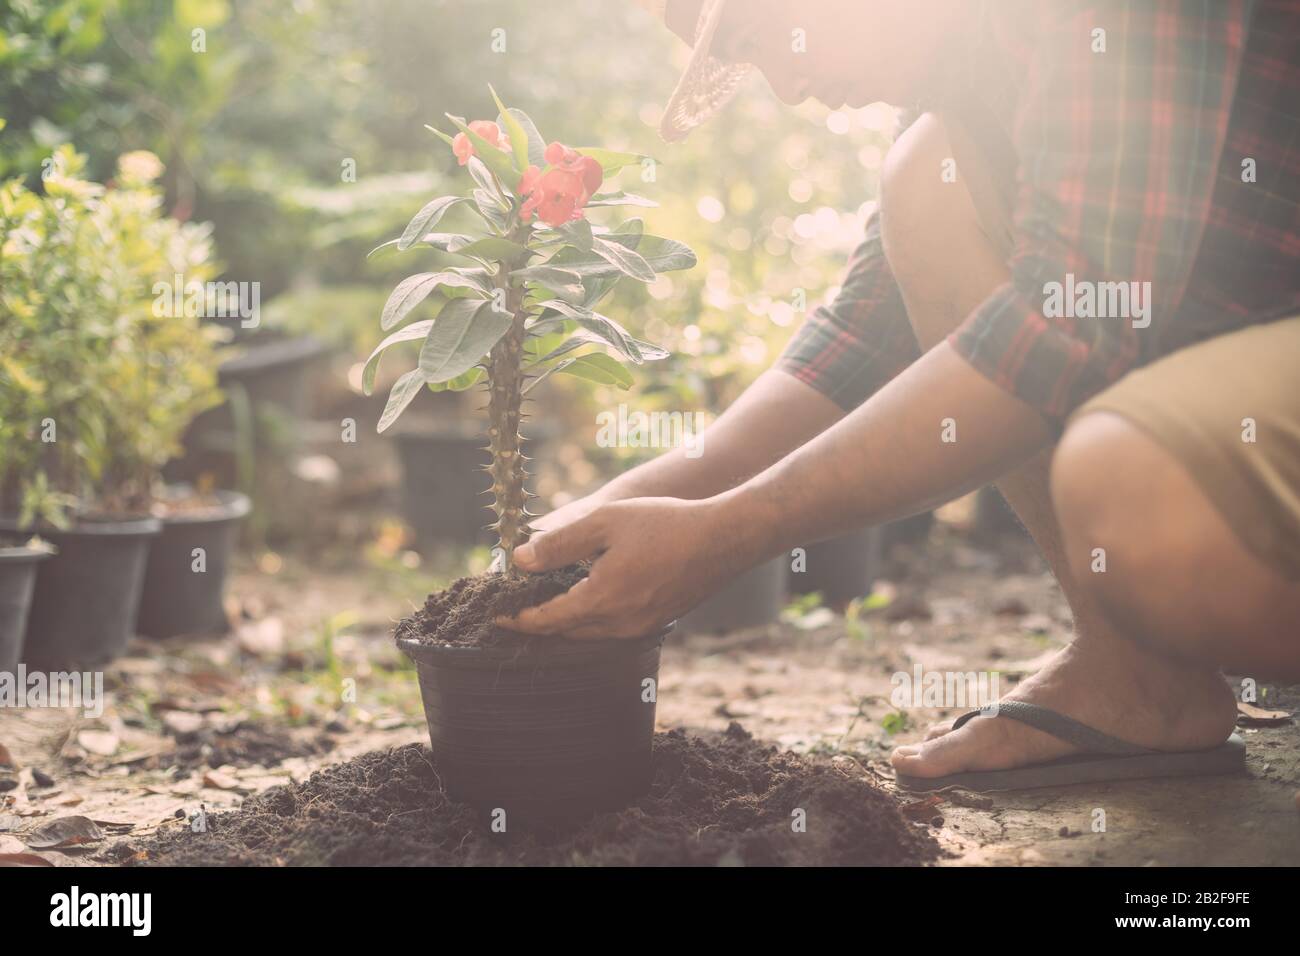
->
[[637, 0, 751, 142]]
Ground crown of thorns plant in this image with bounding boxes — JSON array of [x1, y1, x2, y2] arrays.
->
[[363, 87, 697, 570]]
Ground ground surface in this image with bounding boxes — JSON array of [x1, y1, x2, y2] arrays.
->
[[2, 525, 1296, 866]]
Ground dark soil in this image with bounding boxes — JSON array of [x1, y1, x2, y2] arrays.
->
[[394, 564, 588, 647], [159, 722, 336, 773], [123, 724, 939, 866]]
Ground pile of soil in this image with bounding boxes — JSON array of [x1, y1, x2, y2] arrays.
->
[[394, 565, 588, 647], [123, 724, 939, 866]]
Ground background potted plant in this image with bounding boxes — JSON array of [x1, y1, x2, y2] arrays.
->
[[366, 89, 695, 819], [0, 147, 241, 664]]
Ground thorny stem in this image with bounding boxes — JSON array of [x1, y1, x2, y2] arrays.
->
[[485, 222, 533, 573]]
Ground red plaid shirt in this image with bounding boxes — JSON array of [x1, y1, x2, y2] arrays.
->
[[779, 0, 1300, 420]]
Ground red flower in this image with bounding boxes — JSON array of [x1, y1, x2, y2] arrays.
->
[[517, 143, 604, 227], [452, 121, 506, 166]]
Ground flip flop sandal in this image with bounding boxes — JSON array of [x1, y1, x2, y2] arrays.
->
[[894, 700, 1247, 793]]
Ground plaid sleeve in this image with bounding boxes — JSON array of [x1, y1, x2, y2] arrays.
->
[[950, 0, 1250, 420], [777, 207, 920, 410]]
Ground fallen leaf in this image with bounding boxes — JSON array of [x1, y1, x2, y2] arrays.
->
[[0, 852, 55, 867], [900, 794, 945, 820], [77, 730, 120, 757], [203, 769, 241, 791], [24, 815, 104, 850], [0, 742, 14, 767], [162, 711, 206, 736], [1236, 702, 1291, 726]]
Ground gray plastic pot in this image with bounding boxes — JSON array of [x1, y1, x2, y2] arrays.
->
[[677, 557, 788, 635], [0, 543, 51, 675], [789, 526, 884, 605], [399, 629, 665, 823], [137, 490, 251, 639], [0, 516, 162, 670]]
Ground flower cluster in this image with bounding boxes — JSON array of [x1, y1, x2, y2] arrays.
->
[[454, 124, 604, 228]]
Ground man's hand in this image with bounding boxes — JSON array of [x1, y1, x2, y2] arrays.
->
[[499, 496, 760, 639]]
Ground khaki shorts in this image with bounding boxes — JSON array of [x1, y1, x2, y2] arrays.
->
[[1070, 316, 1300, 581]]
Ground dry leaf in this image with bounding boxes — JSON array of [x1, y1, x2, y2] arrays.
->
[[900, 794, 945, 820], [162, 711, 206, 736], [24, 815, 104, 850], [0, 742, 14, 767], [77, 730, 121, 757], [203, 769, 241, 791], [0, 852, 55, 867], [1236, 702, 1291, 726]]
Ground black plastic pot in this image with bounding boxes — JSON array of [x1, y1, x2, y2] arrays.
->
[[0, 544, 50, 675], [393, 423, 554, 550], [136, 490, 251, 639], [789, 526, 884, 605], [170, 335, 330, 488], [677, 557, 788, 635], [399, 630, 665, 823], [0, 516, 162, 670]]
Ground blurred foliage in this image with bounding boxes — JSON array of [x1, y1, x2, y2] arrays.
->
[[1, 0, 894, 480], [0, 144, 222, 522]]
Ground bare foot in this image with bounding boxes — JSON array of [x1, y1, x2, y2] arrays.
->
[[890, 638, 1237, 780]]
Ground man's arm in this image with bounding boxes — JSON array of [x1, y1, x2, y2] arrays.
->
[[537, 209, 917, 529], [506, 341, 1050, 639]]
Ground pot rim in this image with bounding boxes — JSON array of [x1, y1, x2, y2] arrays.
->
[[398, 624, 671, 668], [0, 514, 163, 539], [0, 544, 53, 564], [153, 488, 252, 525]]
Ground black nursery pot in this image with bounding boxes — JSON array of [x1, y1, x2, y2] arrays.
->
[[0, 516, 162, 670], [678, 557, 788, 635], [137, 491, 252, 639], [393, 423, 554, 550], [399, 630, 666, 822], [0, 544, 50, 675], [789, 526, 884, 605]]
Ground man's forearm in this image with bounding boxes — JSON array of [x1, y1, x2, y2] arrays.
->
[[720, 344, 1054, 557], [599, 368, 846, 502]]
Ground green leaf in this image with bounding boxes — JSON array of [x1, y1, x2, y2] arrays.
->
[[381, 271, 487, 331], [590, 235, 654, 282], [585, 191, 658, 208], [398, 196, 466, 251], [446, 113, 520, 189], [362, 320, 433, 394], [426, 124, 456, 149], [511, 264, 583, 287], [452, 236, 531, 264], [607, 234, 697, 274], [558, 219, 594, 252], [553, 352, 633, 389], [505, 108, 546, 167], [489, 85, 529, 173], [572, 147, 654, 176], [535, 300, 650, 363], [427, 367, 484, 393], [467, 157, 509, 208], [418, 298, 514, 384], [377, 369, 427, 433]]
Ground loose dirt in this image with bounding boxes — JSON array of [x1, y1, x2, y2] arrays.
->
[[394, 565, 587, 647], [123, 723, 939, 866]]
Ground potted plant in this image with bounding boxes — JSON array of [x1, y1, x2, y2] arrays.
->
[[0, 148, 244, 662], [0, 534, 51, 675], [366, 90, 695, 820]]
